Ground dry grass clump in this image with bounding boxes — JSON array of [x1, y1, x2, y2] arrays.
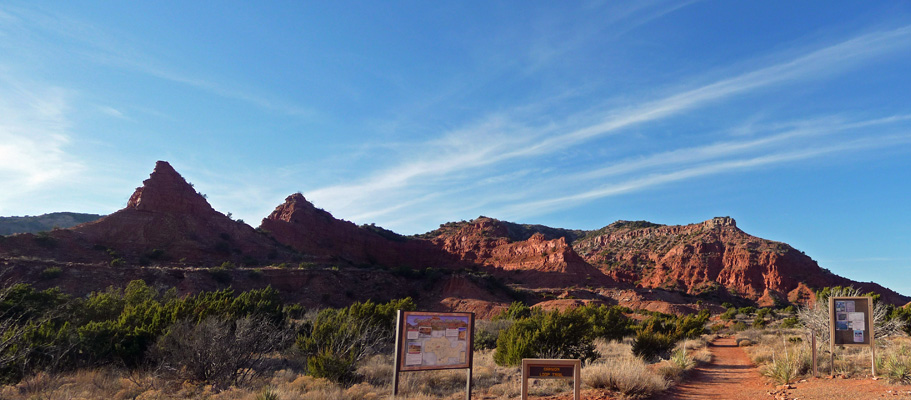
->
[[356, 354, 394, 386], [0, 369, 157, 400], [761, 344, 808, 385], [691, 346, 712, 364], [741, 329, 811, 384], [583, 357, 669, 398], [880, 345, 911, 384], [585, 335, 709, 398], [595, 337, 635, 359]]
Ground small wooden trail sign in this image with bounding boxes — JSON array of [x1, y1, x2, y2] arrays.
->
[[521, 359, 581, 400]]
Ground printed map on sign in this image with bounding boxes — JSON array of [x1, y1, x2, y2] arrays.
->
[[402, 313, 470, 369]]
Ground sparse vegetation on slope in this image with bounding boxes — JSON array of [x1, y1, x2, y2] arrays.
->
[[0, 212, 104, 236]]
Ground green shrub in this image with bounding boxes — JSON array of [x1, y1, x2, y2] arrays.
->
[[474, 319, 512, 351], [38, 267, 62, 281], [738, 306, 756, 316], [152, 316, 288, 388], [209, 267, 232, 284], [583, 305, 634, 342], [145, 249, 165, 260], [493, 307, 600, 366], [627, 310, 708, 362], [780, 317, 800, 328], [631, 330, 677, 362], [296, 298, 415, 383], [720, 308, 737, 321], [33, 232, 56, 248], [0, 280, 288, 383], [307, 349, 357, 383], [494, 301, 531, 321], [283, 304, 306, 319]]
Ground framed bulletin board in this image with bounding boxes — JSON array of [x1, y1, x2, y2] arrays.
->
[[392, 311, 475, 399], [829, 296, 874, 347], [396, 311, 474, 371]]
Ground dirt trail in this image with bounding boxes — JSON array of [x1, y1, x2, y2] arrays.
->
[[654, 337, 911, 400], [531, 336, 911, 399], [653, 337, 769, 400]]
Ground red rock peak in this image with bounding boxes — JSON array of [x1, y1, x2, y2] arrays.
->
[[265, 193, 335, 224], [126, 161, 214, 214]]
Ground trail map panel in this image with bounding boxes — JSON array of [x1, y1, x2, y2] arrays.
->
[[399, 311, 473, 371]]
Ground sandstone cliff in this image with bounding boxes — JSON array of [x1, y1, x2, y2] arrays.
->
[[424, 217, 612, 287], [573, 217, 908, 306]]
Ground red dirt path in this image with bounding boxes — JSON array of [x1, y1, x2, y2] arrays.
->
[[531, 337, 911, 400], [654, 337, 768, 399]]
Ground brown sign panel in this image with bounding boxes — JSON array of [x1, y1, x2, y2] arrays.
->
[[829, 297, 874, 347], [528, 365, 574, 379], [521, 359, 581, 400], [396, 311, 474, 372]]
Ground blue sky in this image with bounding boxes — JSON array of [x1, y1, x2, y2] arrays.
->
[[1, 2, 910, 294]]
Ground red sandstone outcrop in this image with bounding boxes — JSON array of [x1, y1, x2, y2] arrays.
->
[[74, 161, 290, 264], [574, 217, 907, 306], [0, 161, 291, 265], [425, 217, 613, 287], [2, 160, 907, 311], [259, 193, 448, 268]]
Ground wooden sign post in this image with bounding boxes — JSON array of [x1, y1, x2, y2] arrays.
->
[[521, 359, 581, 400], [829, 296, 875, 377]]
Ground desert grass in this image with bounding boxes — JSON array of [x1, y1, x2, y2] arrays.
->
[[0, 334, 714, 399], [740, 327, 911, 385], [879, 341, 911, 384], [583, 357, 669, 399]]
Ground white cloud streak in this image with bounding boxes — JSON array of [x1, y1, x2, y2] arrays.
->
[[498, 134, 911, 218], [0, 72, 83, 213], [307, 26, 911, 228]]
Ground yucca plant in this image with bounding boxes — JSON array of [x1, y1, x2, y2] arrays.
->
[[670, 345, 695, 370], [763, 341, 805, 385], [255, 387, 280, 400], [882, 345, 911, 384]]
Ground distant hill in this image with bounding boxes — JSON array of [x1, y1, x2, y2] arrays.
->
[[0, 212, 103, 235]]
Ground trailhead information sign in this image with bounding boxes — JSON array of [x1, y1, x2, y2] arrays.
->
[[398, 311, 473, 371], [829, 297, 873, 346]]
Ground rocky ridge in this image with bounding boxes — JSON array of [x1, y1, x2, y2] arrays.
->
[[0, 161, 907, 317]]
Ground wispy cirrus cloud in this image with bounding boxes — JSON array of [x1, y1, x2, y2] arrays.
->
[[306, 25, 911, 231], [0, 4, 314, 117], [497, 133, 911, 219], [0, 72, 83, 213]]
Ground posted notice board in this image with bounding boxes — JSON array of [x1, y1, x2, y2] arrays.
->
[[829, 296, 874, 347], [396, 311, 474, 371]]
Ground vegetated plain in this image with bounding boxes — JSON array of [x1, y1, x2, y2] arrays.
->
[[4, 161, 911, 398], [3, 277, 911, 399]]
